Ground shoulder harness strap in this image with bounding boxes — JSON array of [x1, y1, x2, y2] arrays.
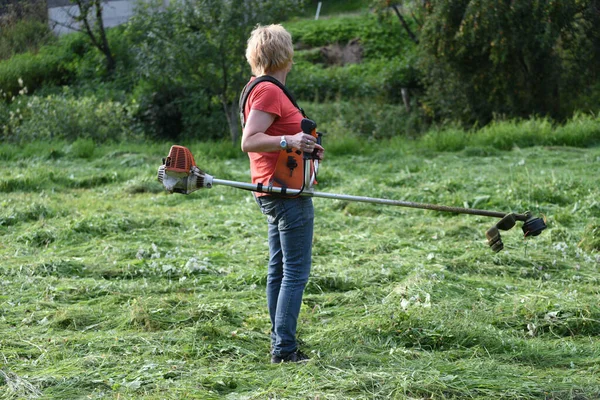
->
[[239, 75, 306, 128]]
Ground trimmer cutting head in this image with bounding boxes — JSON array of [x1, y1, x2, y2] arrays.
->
[[485, 212, 547, 252], [522, 215, 547, 237]]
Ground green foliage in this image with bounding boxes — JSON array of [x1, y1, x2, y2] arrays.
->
[[129, 79, 228, 141], [289, 15, 369, 47], [69, 137, 96, 159], [419, 0, 600, 125], [299, 0, 370, 17], [126, 0, 305, 142], [1, 0, 599, 143], [421, 126, 470, 152], [304, 99, 425, 139], [0, 49, 71, 98], [0, 19, 55, 60], [72, 26, 135, 85], [418, 113, 600, 152], [2, 89, 141, 143], [0, 33, 90, 97], [0, 0, 49, 59], [289, 56, 419, 103], [287, 13, 413, 60], [552, 112, 600, 147]]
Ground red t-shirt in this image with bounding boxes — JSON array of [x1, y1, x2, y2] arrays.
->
[[243, 77, 303, 193]]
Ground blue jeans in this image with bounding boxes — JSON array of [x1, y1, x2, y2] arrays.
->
[[255, 195, 314, 357]]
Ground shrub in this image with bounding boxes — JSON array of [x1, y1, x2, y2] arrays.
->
[[72, 26, 136, 87], [0, 19, 55, 60], [0, 36, 84, 97], [303, 100, 426, 139], [2, 90, 140, 143], [130, 79, 227, 141], [287, 14, 410, 60], [289, 57, 418, 103]]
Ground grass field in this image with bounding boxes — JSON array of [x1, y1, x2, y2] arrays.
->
[[1, 138, 599, 399]]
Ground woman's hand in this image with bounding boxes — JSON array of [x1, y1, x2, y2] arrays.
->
[[289, 131, 324, 158]]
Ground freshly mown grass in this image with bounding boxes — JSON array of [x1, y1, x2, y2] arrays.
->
[[1, 137, 599, 399]]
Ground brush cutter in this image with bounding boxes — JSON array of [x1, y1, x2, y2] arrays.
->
[[157, 122, 546, 252]]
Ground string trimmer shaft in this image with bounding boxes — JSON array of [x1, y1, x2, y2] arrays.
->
[[157, 145, 546, 252]]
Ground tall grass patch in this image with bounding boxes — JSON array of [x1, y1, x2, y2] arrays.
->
[[420, 126, 469, 152], [473, 118, 554, 150], [551, 112, 600, 147], [417, 114, 600, 152]]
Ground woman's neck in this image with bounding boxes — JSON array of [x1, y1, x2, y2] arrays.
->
[[265, 70, 288, 85]]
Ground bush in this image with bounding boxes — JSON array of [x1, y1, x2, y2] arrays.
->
[[1, 90, 141, 143], [72, 27, 136, 87], [130, 80, 227, 141], [303, 100, 426, 139], [0, 35, 85, 97], [0, 19, 55, 60], [289, 57, 418, 103], [287, 14, 410, 60]]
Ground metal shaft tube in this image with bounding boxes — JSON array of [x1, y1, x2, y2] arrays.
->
[[212, 178, 529, 221]]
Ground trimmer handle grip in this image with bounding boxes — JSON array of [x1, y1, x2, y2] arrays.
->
[[300, 118, 318, 160]]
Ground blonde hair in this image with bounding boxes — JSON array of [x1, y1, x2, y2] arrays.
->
[[246, 24, 293, 76]]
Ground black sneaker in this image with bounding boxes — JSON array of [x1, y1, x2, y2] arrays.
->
[[271, 350, 310, 364]]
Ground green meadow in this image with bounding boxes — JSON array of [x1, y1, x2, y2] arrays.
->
[[1, 130, 599, 399]]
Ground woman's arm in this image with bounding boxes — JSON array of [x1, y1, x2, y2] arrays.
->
[[241, 109, 323, 155], [241, 109, 279, 153]]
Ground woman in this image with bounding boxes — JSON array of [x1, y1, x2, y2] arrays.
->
[[241, 24, 324, 364]]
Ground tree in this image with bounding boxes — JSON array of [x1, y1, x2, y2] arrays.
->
[[418, 0, 600, 125], [372, 0, 600, 124], [51, 0, 115, 74], [130, 0, 304, 143], [371, 0, 429, 44]]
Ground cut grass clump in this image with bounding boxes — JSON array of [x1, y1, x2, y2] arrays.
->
[[128, 297, 239, 332], [71, 215, 145, 236], [17, 228, 56, 247], [51, 307, 104, 331], [579, 222, 600, 252], [0, 203, 55, 227], [67, 138, 96, 159], [124, 178, 164, 194], [493, 303, 600, 338], [33, 260, 85, 277]]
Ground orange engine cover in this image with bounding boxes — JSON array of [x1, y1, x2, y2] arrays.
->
[[164, 145, 196, 174], [270, 124, 318, 191]]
